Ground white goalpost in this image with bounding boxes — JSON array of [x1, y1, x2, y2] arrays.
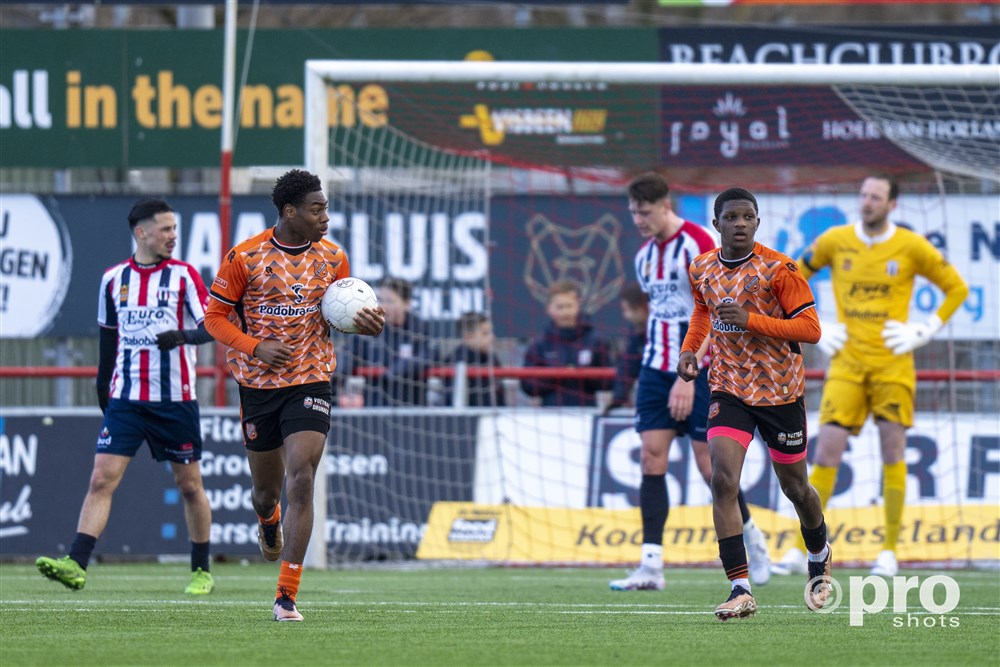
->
[[302, 59, 999, 569]]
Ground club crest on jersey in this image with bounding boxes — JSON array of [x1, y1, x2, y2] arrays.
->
[[743, 275, 760, 293], [119, 284, 129, 302], [842, 258, 852, 271], [886, 260, 899, 276], [156, 286, 172, 304], [314, 262, 328, 278], [244, 422, 258, 441]]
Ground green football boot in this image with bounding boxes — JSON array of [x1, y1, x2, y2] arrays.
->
[[36, 556, 86, 591], [184, 568, 215, 595]]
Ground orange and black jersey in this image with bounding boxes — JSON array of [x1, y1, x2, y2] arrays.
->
[[683, 242, 820, 406], [205, 227, 350, 389]]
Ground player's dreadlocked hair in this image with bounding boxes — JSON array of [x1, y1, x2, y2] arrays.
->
[[713, 187, 758, 220], [271, 169, 322, 214]]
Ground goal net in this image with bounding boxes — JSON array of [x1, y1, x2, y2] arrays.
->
[[303, 59, 999, 568]]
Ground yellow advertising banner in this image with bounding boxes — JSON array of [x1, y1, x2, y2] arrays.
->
[[417, 502, 1000, 565]]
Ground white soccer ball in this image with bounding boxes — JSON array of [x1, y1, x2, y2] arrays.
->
[[321, 277, 379, 334]]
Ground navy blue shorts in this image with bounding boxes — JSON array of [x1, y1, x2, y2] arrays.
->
[[238, 382, 332, 452], [634, 366, 710, 441], [97, 399, 203, 463]]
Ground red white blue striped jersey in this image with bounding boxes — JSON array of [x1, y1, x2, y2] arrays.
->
[[98, 258, 209, 402], [634, 221, 716, 372]]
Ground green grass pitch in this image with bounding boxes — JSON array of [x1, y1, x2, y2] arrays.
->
[[2, 562, 997, 666]]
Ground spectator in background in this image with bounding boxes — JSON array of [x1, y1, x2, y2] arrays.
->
[[442, 311, 505, 407], [603, 282, 649, 414], [521, 280, 613, 407], [337, 276, 434, 407]]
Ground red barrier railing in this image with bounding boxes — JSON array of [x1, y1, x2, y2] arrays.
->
[[334, 366, 1000, 382], [2, 365, 998, 382], [0, 366, 221, 379]]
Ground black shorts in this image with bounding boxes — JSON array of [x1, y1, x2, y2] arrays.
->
[[706, 391, 808, 464], [238, 382, 332, 452]]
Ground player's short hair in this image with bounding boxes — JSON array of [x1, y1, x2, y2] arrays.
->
[[866, 172, 900, 201], [128, 198, 173, 231], [457, 311, 490, 338], [381, 276, 413, 302], [271, 169, 322, 214], [619, 282, 648, 309], [627, 172, 670, 204], [547, 279, 581, 303], [714, 187, 758, 220]]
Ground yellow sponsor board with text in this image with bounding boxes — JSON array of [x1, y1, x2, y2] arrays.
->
[[417, 502, 1000, 564]]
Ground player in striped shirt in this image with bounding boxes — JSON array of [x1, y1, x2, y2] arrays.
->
[[609, 173, 770, 592], [206, 169, 384, 622], [679, 187, 829, 620], [37, 198, 216, 596]]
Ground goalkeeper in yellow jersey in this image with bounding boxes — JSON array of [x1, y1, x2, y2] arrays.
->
[[771, 173, 969, 578]]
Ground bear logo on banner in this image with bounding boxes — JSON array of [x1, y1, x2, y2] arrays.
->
[[522, 213, 624, 315]]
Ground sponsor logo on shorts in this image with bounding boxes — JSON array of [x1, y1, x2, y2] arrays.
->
[[244, 422, 257, 441], [708, 401, 720, 419], [97, 426, 112, 447], [304, 396, 331, 415], [778, 430, 804, 447], [166, 442, 196, 462]]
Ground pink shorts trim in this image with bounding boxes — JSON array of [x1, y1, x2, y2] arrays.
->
[[707, 426, 753, 449], [769, 448, 808, 464]]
